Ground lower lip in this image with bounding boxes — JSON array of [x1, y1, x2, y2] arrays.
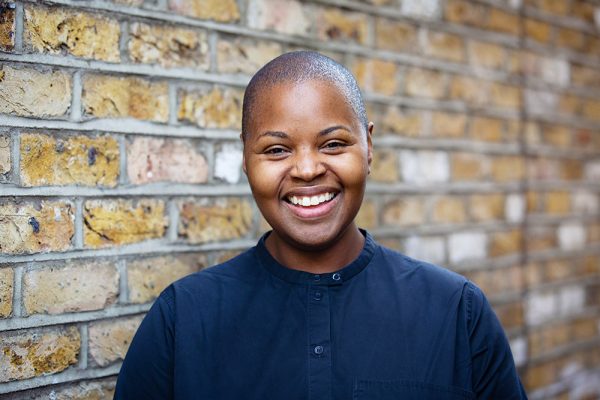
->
[[284, 194, 340, 219]]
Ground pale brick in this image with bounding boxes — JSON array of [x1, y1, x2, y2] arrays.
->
[[491, 156, 525, 182], [127, 137, 208, 185], [16, 378, 116, 400], [169, 0, 240, 22], [355, 200, 377, 230], [573, 190, 599, 215], [20, 133, 119, 187], [317, 8, 368, 44], [83, 199, 167, 248], [469, 194, 505, 222], [382, 198, 425, 226], [451, 152, 486, 181], [25, 5, 120, 62], [403, 236, 446, 265], [539, 58, 570, 87], [505, 193, 526, 223], [179, 198, 253, 243], [353, 59, 398, 96], [0, 200, 74, 254], [217, 38, 282, 74], [559, 285, 585, 316], [128, 254, 206, 303], [401, 0, 441, 19], [405, 68, 446, 99], [449, 76, 487, 105], [469, 41, 506, 70], [0, 66, 71, 117], [0, 3, 15, 51], [375, 18, 417, 52], [247, 0, 311, 36], [432, 196, 466, 223], [424, 31, 465, 63], [128, 22, 209, 69], [489, 83, 521, 110], [571, 64, 600, 89], [23, 261, 118, 315], [585, 160, 600, 181], [0, 267, 13, 318], [83, 75, 169, 122], [558, 222, 586, 251], [214, 142, 243, 184], [0, 327, 80, 382], [469, 117, 503, 142], [526, 89, 559, 115], [178, 86, 243, 129], [370, 150, 399, 183], [381, 107, 422, 136], [89, 315, 144, 366], [400, 150, 449, 184], [0, 134, 10, 175], [526, 290, 557, 325], [510, 336, 527, 367], [431, 111, 466, 137], [448, 231, 487, 263]]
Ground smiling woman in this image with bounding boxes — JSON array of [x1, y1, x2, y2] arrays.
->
[[114, 51, 527, 400]]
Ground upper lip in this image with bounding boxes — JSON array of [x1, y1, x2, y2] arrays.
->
[[282, 186, 340, 199]]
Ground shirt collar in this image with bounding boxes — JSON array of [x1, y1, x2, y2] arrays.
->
[[255, 229, 376, 285]]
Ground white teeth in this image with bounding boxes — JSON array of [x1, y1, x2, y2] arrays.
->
[[288, 193, 335, 207]]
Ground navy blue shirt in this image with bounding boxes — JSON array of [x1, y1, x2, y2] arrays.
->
[[115, 232, 527, 399]]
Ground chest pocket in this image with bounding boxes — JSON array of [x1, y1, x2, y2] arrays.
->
[[353, 380, 475, 400]]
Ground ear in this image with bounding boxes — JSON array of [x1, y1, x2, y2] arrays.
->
[[240, 132, 248, 175], [367, 122, 374, 170]]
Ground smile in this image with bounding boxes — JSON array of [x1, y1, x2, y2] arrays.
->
[[287, 193, 336, 207]]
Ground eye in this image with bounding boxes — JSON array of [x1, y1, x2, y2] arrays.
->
[[322, 141, 347, 151], [264, 146, 289, 156]]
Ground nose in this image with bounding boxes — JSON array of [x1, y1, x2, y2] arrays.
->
[[291, 148, 326, 181]]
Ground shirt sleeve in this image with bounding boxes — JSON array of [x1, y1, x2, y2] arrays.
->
[[466, 282, 528, 400], [114, 288, 175, 400]]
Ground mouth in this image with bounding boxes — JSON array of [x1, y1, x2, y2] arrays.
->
[[286, 192, 337, 207]]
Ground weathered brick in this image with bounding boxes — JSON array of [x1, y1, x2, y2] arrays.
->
[[525, 18, 552, 42], [247, 0, 311, 35], [0, 267, 13, 318], [179, 198, 252, 243], [169, 0, 240, 22], [571, 64, 600, 89], [506, 193, 525, 223], [127, 254, 206, 304], [541, 125, 571, 148], [0, 66, 71, 117], [217, 38, 281, 74], [494, 301, 523, 329], [451, 152, 486, 181], [557, 27, 585, 50], [489, 83, 521, 110], [400, 150, 449, 184], [89, 315, 143, 366], [490, 229, 522, 257], [445, 0, 487, 26], [0, 3, 15, 51], [491, 156, 525, 182], [381, 107, 422, 136], [469, 117, 504, 142], [382, 198, 425, 226], [571, 1, 596, 24], [128, 22, 209, 69], [0, 200, 74, 254], [13, 378, 116, 400], [469, 193, 505, 222], [355, 199, 377, 230], [449, 76, 487, 105], [20, 133, 119, 187], [448, 231, 487, 263], [545, 191, 571, 215], [405, 68, 446, 99], [0, 327, 80, 382], [526, 0, 569, 15], [401, 0, 442, 19], [469, 40, 506, 70], [431, 111, 467, 137], [178, 86, 243, 129], [0, 134, 10, 176], [432, 196, 466, 223], [403, 236, 446, 265], [582, 99, 600, 121], [317, 8, 368, 44], [558, 94, 582, 116], [214, 142, 243, 184], [558, 222, 586, 251], [353, 59, 398, 96], [83, 199, 167, 248], [127, 137, 208, 185], [25, 5, 120, 62], [23, 261, 118, 315], [83, 75, 169, 122], [370, 150, 399, 183], [375, 18, 417, 52], [487, 8, 520, 35], [424, 31, 465, 63]]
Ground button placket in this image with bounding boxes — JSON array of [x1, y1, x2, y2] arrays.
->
[[307, 285, 332, 399]]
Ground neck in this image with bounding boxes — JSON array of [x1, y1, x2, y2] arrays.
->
[[264, 224, 365, 274]]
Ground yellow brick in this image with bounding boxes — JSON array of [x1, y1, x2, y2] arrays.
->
[[451, 152, 485, 181], [0, 66, 71, 117], [469, 117, 504, 142], [0, 200, 74, 254], [445, 0, 487, 26], [525, 0, 569, 15], [469, 40, 506, 70], [353, 59, 398, 96], [89, 316, 144, 367], [491, 156, 525, 182], [424, 31, 465, 63], [487, 8, 520, 35], [557, 27, 585, 50], [431, 111, 467, 137], [525, 18, 552, 43], [178, 87, 243, 129], [0, 134, 10, 175], [179, 198, 253, 243], [83, 75, 169, 122], [0, 3, 15, 51], [558, 94, 581, 115], [317, 8, 368, 44], [129, 22, 209, 69], [0, 267, 13, 318], [25, 5, 120, 62], [469, 193, 505, 221], [571, 64, 600, 89], [489, 83, 521, 110], [571, 1, 595, 24], [381, 107, 421, 136], [20, 133, 119, 187], [23, 261, 119, 315], [545, 191, 571, 215], [382, 198, 425, 226], [449, 76, 488, 105], [127, 254, 206, 304], [83, 199, 167, 248], [168, 0, 240, 22], [217, 38, 282, 75], [370, 150, 399, 183], [583, 100, 600, 121], [432, 196, 466, 223], [561, 159, 583, 180], [0, 327, 80, 382], [375, 18, 417, 52], [405, 68, 445, 99], [542, 125, 571, 148], [355, 199, 377, 230]]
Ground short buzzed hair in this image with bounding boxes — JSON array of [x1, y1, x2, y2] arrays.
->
[[241, 51, 368, 140]]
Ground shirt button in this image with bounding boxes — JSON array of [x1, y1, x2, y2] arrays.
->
[[314, 291, 322, 300], [314, 345, 324, 355], [313, 274, 321, 281], [332, 273, 341, 281]]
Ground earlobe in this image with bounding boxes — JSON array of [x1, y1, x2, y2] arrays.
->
[[367, 122, 374, 167]]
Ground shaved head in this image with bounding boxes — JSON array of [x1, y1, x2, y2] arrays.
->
[[241, 51, 368, 140]]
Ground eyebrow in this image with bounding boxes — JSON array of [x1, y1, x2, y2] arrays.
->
[[257, 125, 351, 140]]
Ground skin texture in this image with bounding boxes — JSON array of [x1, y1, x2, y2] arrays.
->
[[243, 80, 373, 273]]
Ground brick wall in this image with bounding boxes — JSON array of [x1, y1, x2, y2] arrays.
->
[[0, 0, 599, 398]]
